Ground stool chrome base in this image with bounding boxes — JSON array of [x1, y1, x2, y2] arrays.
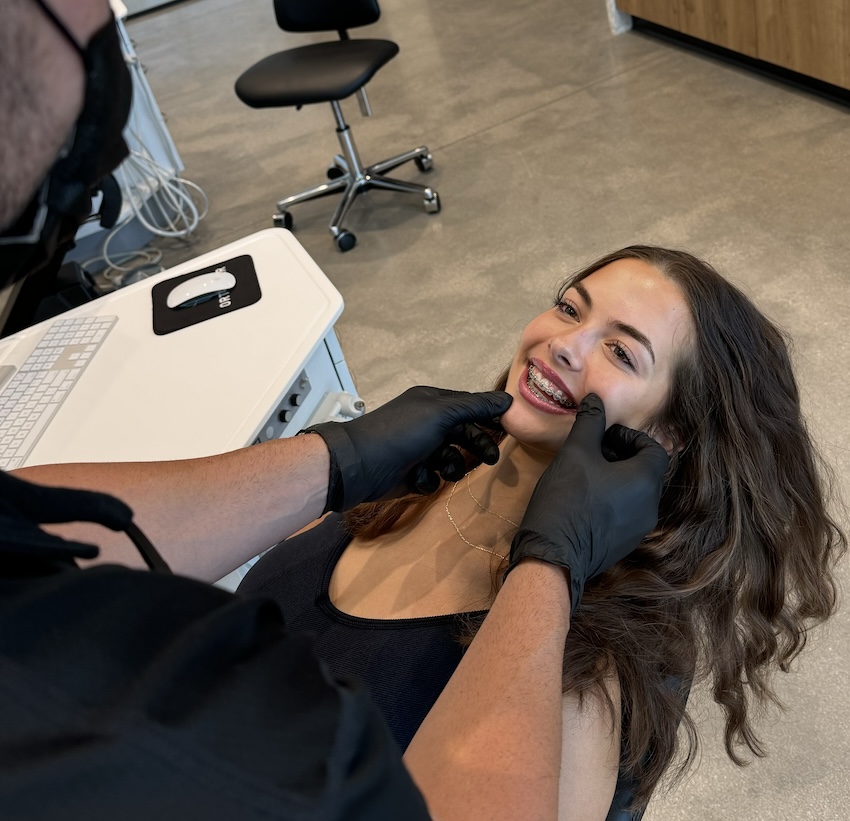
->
[[272, 100, 440, 252]]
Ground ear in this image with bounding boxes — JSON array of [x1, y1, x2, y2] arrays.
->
[[648, 426, 682, 458]]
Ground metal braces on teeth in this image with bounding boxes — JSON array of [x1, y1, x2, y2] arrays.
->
[[527, 365, 575, 407]]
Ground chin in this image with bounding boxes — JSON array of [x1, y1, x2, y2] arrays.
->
[[500, 401, 574, 454]]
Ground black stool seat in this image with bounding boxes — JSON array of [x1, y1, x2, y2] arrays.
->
[[235, 0, 439, 251], [235, 39, 399, 108]]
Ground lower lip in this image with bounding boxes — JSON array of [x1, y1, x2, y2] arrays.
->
[[517, 368, 576, 416]]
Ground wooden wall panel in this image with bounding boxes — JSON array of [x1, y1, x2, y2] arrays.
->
[[616, 0, 682, 31], [755, 0, 849, 88], [615, 0, 850, 91], [680, 0, 758, 58], [618, 1, 757, 57]]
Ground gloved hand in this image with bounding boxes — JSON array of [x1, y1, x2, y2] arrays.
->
[[306, 386, 512, 513], [508, 393, 669, 615]]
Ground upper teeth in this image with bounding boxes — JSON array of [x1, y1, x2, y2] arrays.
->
[[528, 365, 575, 406]]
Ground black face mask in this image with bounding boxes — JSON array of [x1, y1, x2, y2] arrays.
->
[[0, 4, 133, 290]]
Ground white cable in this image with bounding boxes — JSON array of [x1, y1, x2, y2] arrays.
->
[[114, 147, 208, 239], [102, 220, 163, 274], [81, 219, 164, 289], [85, 50, 210, 287], [86, 144, 209, 284]]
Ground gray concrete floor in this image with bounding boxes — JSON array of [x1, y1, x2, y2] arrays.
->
[[127, 1, 850, 817]]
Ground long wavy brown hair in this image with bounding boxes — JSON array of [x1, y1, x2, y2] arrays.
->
[[345, 246, 847, 808]]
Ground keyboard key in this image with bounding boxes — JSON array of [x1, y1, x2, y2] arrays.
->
[[0, 315, 117, 468]]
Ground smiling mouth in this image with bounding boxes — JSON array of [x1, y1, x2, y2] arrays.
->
[[526, 364, 577, 409]]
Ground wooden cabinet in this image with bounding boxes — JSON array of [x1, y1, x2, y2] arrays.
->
[[756, 1, 850, 89], [617, 0, 850, 90]]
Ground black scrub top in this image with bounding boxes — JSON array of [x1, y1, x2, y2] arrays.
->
[[0, 471, 430, 820], [239, 513, 484, 752]]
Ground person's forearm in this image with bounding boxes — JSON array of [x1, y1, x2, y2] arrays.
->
[[13, 434, 329, 581], [404, 560, 571, 821]]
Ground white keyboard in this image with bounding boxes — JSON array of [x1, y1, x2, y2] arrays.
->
[[0, 315, 117, 470]]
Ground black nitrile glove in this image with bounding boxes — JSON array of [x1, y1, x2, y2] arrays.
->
[[306, 386, 513, 513], [508, 393, 669, 615]]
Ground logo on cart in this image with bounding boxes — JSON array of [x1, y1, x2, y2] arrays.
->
[[215, 266, 232, 308]]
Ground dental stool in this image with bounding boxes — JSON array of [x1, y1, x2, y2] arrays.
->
[[234, 0, 440, 252]]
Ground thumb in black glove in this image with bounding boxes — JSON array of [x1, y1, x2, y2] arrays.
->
[[306, 386, 513, 513], [508, 393, 669, 615]]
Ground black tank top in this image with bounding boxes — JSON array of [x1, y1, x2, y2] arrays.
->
[[238, 514, 487, 752]]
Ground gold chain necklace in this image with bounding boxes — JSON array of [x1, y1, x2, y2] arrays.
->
[[466, 472, 520, 528], [445, 477, 512, 562]]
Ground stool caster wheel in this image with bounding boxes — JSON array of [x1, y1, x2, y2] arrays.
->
[[424, 192, 441, 214], [273, 211, 293, 230], [415, 153, 434, 173], [327, 166, 346, 180], [335, 230, 356, 252]]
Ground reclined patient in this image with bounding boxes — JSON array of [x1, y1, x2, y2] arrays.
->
[[240, 245, 846, 818]]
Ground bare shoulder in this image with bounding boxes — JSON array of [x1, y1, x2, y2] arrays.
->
[[558, 669, 621, 821], [286, 511, 334, 539]]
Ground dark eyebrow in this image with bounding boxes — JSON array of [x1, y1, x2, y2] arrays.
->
[[573, 282, 656, 365], [574, 282, 593, 309], [613, 320, 655, 365]]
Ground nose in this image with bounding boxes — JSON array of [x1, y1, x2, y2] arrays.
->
[[549, 325, 590, 371]]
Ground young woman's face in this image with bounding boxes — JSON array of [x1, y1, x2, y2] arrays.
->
[[501, 258, 692, 452]]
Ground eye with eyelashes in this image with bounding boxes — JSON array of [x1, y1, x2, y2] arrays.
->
[[553, 297, 638, 371], [554, 297, 579, 320]]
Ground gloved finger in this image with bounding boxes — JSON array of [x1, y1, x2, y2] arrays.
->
[[433, 445, 468, 482], [412, 463, 441, 496], [475, 414, 505, 435], [412, 442, 471, 492], [1, 470, 133, 530], [601, 424, 644, 461], [449, 423, 501, 465], [602, 424, 670, 479], [562, 392, 606, 453], [625, 429, 671, 476], [441, 390, 513, 428]]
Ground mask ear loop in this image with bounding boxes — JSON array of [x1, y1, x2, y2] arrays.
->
[[30, 0, 86, 61]]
